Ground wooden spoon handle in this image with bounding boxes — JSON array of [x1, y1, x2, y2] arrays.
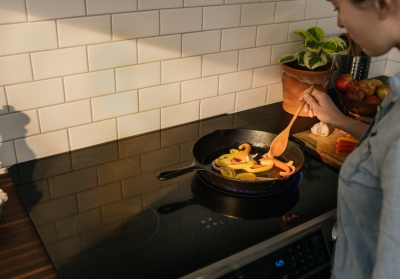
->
[[288, 85, 315, 128]]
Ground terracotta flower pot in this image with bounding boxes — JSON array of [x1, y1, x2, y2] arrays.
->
[[281, 64, 334, 117]]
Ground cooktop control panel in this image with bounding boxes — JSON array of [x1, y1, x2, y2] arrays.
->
[[219, 229, 331, 279]]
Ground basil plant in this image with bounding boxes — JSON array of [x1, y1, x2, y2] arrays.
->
[[278, 26, 347, 70]]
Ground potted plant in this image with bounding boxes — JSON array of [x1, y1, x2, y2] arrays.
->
[[278, 26, 347, 116]]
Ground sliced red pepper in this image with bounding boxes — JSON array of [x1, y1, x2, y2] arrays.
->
[[336, 142, 357, 148], [335, 145, 356, 154]]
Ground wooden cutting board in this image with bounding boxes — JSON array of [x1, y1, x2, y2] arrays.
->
[[293, 127, 351, 170]]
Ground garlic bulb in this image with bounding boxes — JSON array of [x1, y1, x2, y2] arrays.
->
[[311, 122, 330, 137]]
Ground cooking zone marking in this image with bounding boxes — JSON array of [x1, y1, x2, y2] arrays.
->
[[73, 199, 160, 252]]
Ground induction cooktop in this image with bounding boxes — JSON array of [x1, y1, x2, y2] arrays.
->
[[8, 103, 339, 279]]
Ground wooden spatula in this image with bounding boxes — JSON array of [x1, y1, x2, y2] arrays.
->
[[269, 85, 315, 157]]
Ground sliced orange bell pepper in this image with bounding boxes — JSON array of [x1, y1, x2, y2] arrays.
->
[[260, 158, 290, 172], [234, 143, 251, 162], [336, 136, 358, 144]]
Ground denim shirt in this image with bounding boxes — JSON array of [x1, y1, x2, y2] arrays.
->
[[332, 73, 400, 279]]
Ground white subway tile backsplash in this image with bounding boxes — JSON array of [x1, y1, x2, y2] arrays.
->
[[118, 109, 160, 139], [64, 70, 115, 102], [112, 11, 159, 41], [305, 0, 336, 20], [88, 40, 137, 71], [0, 87, 8, 115], [68, 119, 117, 150], [26, 0, 85, 21], [388, 48, 400, 62], [0, 0, 394, 165], [0, 21, 57, 56], [161, 101, 199, 128], [377, 53, 389, 61], [238, 46, 271, 70], [0, 141, 17, 168], [31, 47, 88, 80], [241, 3, 275, 26], [235, 87, 267, 112], [288, 20, 317, 42], [275, 1, 306, 23], [38, 100, 92, 133], [317, 18, 340, 37], [161, 56, 201, 84], [92, 90, 138, 121], [200, 94, 235, 119], [219, 70, 252, 95], [160, 8, 202, 35], [384, 61, 400, 77], [202, 51, 238, 77], [0, 0, 27, 24], [368, 61, 386, 79], [57, 15, 111, 48], [271, 42, 300, 66], [181, 76, 218, 102], [184, 0, 223, 7], [203, 5, 241, 30], [0, 109, 40, 142], [0, 54, 33, 87], [116, 62, 160, 92], [86, 0, 138, 15], [257, 23, 289, 46], [182, 30, 221, 57], [221, 26, 256, 51], [138, 0, 183, 11], [266, 83, 283, 104], [226, 0, 260, 3], [253, 65, 282, 88], [138, 35, 181, 64], [139, 83, 180, 111], [14, 130, 70, 163], [6, 78, 64, 112]]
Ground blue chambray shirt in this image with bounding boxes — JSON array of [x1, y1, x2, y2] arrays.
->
[[332, 73, 400, 279]]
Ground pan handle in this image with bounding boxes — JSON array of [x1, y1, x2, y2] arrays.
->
[[157, 199, 194, 214], [157, 163, 204, 181], [289, 135, 306, 152]]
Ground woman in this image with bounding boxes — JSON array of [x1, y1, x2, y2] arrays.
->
[[299, 0, 400, 278]]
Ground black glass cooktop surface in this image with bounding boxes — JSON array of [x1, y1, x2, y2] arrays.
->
[[8, 103, 339, 279]]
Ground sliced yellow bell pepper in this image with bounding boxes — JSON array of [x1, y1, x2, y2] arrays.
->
[[214, 153, 236, 165], [219, 166, 235, 178], [235, 173, 257, 181]]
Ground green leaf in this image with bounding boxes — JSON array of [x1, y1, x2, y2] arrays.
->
[[304, 36, 321, 52], [307, 27, 324, 43], [322, 38, 347, 54], [321, 38, 338, 53], [293, 29, 308, 40], [278, 52, 297, 64], [303, 52, 327, 69], [333, 37, 348, 55], [295, 51, 306, 66]]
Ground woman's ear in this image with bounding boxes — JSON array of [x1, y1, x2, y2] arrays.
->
[[374, 0, 395, 19]]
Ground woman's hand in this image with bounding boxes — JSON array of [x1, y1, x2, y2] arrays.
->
[[299, 88, 369, 140], [299, 88, 345, 126]]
